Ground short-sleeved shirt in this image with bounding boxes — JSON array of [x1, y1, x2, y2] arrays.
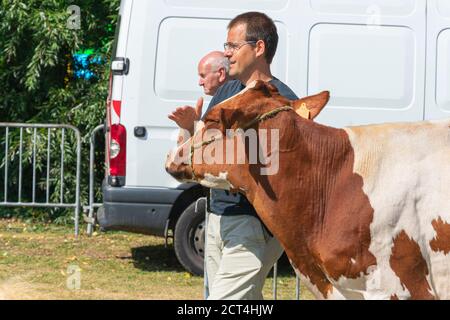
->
[[203, 78, 298, 216]]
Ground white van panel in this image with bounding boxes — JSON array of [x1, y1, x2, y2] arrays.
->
[[302, 0, 426, 127], [115, 0, 133, 58], [122, 1, 289, 187], [118, 0, 436, 188], [155, 18, 228, 102], [111, 0, 133, 106], [309, 24, 415, 109], [425, 0, 450, 119], [127, 127, 180, 187], [154, 18, 287, 105], [310, 0, 417, 16], [437, 0, 450, 17], [165, 0, 289, 11], [436, 31, 450, 111]]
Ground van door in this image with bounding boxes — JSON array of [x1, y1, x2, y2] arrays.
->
[[122, 0, 430, 189], [294, 0, 427, 127], [425, 0, 450, 120], [121, 0, 290, 188]]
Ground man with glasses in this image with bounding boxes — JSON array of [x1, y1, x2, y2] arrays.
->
[[169, 11, 298, 300], [169, 51, 229, 129], [206, 11, 300, 301]]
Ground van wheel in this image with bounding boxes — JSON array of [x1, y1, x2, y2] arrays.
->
[[174, 201, 205, 276]]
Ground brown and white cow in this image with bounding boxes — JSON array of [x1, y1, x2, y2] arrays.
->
[[166, 80, 450, 300]]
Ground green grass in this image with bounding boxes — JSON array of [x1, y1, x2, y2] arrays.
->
[[0, 218, 315, 300]]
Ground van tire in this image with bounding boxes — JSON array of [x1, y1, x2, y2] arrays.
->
[[174, 201, 205, 276]]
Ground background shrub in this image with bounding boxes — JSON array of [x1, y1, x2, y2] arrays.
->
[[0, 0, 120, 223]]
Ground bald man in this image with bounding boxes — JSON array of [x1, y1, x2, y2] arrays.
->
[[198, 51, 229, 96], [169, 51, 229, 131]]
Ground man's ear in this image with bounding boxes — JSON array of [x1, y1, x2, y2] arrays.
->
[[218, 67, 227, 83], [291, 91, 330, 120], [254, 39, 265, 59]]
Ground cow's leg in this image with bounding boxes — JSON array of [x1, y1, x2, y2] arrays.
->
[[288, 258, 345, 300]]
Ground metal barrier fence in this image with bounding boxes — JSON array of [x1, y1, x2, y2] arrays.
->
[[84, 124, 105, 236], [271, 261, 301, 300], [0, 123, 81, 236]]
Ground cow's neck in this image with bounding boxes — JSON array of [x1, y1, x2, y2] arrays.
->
[[244, 117, 355, 257], [249, 118, 351, 213]]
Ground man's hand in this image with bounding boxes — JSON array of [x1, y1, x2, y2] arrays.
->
[[168, 97, 203, 133]]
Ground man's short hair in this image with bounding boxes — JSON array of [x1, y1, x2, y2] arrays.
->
[[210, 56, 230, 74], [228, 11, 278, 64]]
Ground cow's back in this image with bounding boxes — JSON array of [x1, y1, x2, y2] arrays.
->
[[342, 119, 450, 299]]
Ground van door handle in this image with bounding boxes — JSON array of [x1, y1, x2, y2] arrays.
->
[[134, 126, 146, 138]]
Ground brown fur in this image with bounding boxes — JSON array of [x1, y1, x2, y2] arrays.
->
[[430, 217, 450, 255], [246, 112, 377, 297], [389, 231, 435, 299], [197, 83, 377, 297]]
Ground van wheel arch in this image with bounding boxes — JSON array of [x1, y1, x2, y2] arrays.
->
[[168, 185, 206, 230]]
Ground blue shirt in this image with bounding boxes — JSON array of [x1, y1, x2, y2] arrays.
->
[[203, 78, 298, 215]]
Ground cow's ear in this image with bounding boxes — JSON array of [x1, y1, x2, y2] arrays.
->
[[265, 82, 280, 96], [250, 80, 273, 97], [291, 91, 330, 120], [220, 107, 241, 130]]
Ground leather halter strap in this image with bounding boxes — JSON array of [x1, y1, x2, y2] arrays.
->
[[189, 105, 294, 179]]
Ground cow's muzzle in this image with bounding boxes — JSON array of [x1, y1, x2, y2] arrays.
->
[[165, 145, 195, 182]]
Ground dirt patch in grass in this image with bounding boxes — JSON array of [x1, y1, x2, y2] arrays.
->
[[0, 218, 315, 300], [0, 274, 40, 299]]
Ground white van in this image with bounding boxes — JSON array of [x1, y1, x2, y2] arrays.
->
[[98, 0, 450, 275]]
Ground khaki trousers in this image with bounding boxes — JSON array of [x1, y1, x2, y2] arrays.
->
[[205, 213, 284, 300]]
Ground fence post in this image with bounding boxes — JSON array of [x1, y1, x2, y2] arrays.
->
[[86, 124, 105, 235]]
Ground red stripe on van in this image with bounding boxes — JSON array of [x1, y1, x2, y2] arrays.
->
[[113, 100, 122, 118]]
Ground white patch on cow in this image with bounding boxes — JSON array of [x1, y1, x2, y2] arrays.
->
[[195, 120, 205, 132], [290, 266, 327, 300], [289, 261, 348, 300], [344, 118, 450, 299], [350, 258, 356, 264], [200, 172, 234, 190], [331, 265, 410, 300]]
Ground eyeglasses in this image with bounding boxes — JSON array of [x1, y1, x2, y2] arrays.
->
[[223, 41, 257, 53]]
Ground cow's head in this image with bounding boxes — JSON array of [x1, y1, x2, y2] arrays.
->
[[165, 80, 329, 192]]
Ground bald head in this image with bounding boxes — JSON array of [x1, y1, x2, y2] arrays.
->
[[198, 51, 229, 96]]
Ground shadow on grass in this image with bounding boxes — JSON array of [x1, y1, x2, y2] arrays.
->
[[131, 243, 295, 277], [130, 245, 185, 273]]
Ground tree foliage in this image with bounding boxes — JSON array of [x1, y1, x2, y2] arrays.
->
[[0, 0, 120, 223]]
